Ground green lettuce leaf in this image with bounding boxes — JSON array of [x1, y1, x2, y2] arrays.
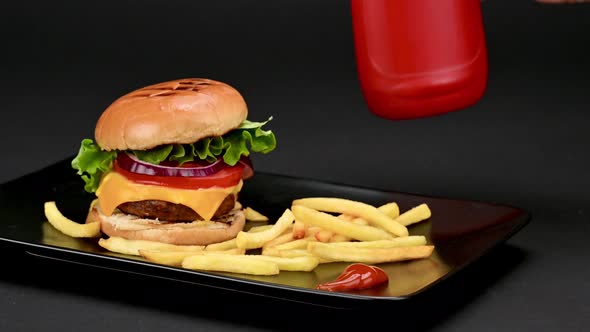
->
[[169, 144, 194, 165], [129, 116, 276, 166], [222, 124, 276, 165], [237, 116, 273, 130], [132, 145, 173, 165], [71, 139, 118, 193], [72, 117, 277, 193]]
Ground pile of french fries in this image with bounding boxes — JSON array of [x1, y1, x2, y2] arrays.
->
[[44, 197, 434, 276]]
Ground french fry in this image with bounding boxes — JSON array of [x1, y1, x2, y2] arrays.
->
[[140, 248, 245, 267], [308, 242, 434, 264], [306, 226, 322, 237], [182, 254, 280, 275], [292, 197, 408, 237], [274, 238, 315, 251], [98, 237, 204, 256], [247, 255, 319, 272], [44, 201, 101, 238], [291, 205, 394, 241], [314, 229, 334, 242], [211, 248, 246, 255], [340, 214, 366, 240], [378, 202, 400, 219], [250, 224, 292, 234], [205, 223, 288, 251], [262, 248, 332, 264], [337, 214, 355, 222], [394, 204, 432, 226], [281, 224, 294, 235], [341, 204, 397, 223], [261, 246, 281, 257], [351, 217, 369, 226], [247, 225, 274, 233], [244, 207, 269, 222], [326, 236, 427, 248], [283, 249, 308, 258], [41, 222, 96, 251], [263, 232, 294, 248], [205, 238, 237, 251], [236, 209, 295, 249], [261, 246, 307, 257], [292, 219, 308, 239], [329, 234, 350, 242]]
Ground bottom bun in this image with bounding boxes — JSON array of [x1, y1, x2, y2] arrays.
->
[[87, 203, 245, 245]]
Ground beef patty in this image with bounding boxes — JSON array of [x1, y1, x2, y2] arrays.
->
[[117, 194, 236, 222]]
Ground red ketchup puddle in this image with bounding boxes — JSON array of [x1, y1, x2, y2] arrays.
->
[[316, 263, 389, 292]]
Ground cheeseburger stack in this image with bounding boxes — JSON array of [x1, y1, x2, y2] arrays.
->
[[72, 78, 276, 246]]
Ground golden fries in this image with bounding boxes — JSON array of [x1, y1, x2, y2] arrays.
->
[[274, 238, 315, 251], [44, 201, 101, 238], [394, 203, 432, 226], [247, 225, 274, 233], [98, 237, 204, 256], [337, 214, 355, 222], [328, 234, 351, 243], [314, 229, 334, 242], [263, 232, 294, 248], [205, 224, 283, 251], [292, 220, 307, 239], [262, 248, 308, 258], [378, 202, 400, 219], [205, 238, 237, 251], [244, 207, 269, 222], [247, 255, 320, 272], [236, 209, 295, 249], [351, 217, 369, 226], [291, 205, 394, 241], [140, 248, 245, 267], [292, 197, 408, 237], [326, 236, 427, 248], [182, 254, 280, 275], [261, 248, 333, 264], [308, 242, 434, 264], [305, 226, 322, 238]]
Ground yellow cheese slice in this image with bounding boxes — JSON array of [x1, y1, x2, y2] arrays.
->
[[96, 172, 242, 221]]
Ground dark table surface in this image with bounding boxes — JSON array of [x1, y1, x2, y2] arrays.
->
[[1, 1, 589, 331]]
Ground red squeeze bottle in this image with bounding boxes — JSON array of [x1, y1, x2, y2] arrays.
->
[[351, 0, 488, 120]]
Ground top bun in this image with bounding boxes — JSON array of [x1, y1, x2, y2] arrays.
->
[[95, 78, 248, 151]]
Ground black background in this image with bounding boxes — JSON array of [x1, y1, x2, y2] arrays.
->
[[0, 1, 589, 331]]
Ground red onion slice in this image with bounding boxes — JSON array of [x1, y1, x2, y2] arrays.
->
[[117, 152, 254, 179], [239, 156, 254, 180], [117, 152, 225, 177]]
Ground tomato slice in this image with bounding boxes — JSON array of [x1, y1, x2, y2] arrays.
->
[[112, 161, 244, 190]]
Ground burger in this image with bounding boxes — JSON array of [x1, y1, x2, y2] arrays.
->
[[72, 78, 276, 246]]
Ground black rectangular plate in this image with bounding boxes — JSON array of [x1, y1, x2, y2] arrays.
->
[[0, 159, 529, 309]]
